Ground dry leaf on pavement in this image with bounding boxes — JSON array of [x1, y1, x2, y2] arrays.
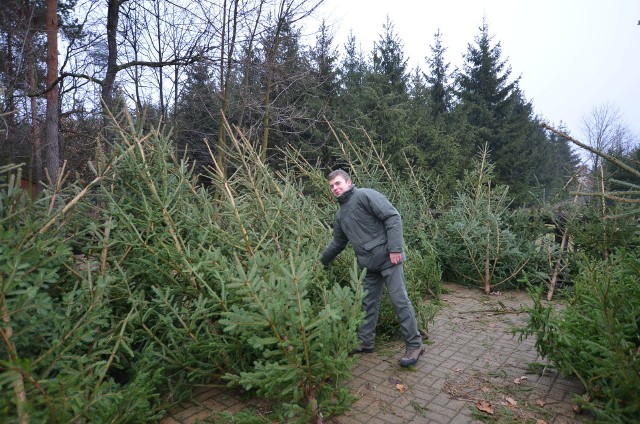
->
[[514, 376, 528, 384], [536, 399, 546, 407], [395, 383, 407, 393], [476, 400, 495, 414]]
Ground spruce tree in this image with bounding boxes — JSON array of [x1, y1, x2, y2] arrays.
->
[[174, 62, 219, 178], [371, 16, 408, 96], [535, 121, 581, 201], [411, 30, 466, 191], [455, 20, 537, 204], [310, 20, 339, 111], [305, 20, 341, 159], [406, 68, 430, 166], [259, 18, 315, 157], [0, 163, 165, 422], [336, 32, 369, 128], [436, 147, 539, 293], [365, 17, 411, 166], [424, 29, 452, 121]]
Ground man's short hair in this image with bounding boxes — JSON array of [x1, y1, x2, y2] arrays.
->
[[328, 169, 350, 181]]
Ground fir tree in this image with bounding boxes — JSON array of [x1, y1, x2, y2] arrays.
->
[[305, 20, 341, 158], [424, 29, 452, 121], [436, 147, 539, 293], [336, 31, 369, 127], [174, 62, 219, 178], [371, 16, 408, 96], [309, 20, 339, 110], [407, 29, 466, 190], [365, 16, 411, 166], [455, 20, 540, 204]]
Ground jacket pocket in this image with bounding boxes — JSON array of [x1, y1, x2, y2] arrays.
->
[[357, 237, 389, 271], [363, 237, 386, 251]]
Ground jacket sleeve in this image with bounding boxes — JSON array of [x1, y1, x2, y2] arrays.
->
[[367, 191, 404, 253], [320, 216, 349, 266]]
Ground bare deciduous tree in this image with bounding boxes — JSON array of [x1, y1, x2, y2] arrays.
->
[[259, 0, 324, 161], [581, 102, 634, 170]]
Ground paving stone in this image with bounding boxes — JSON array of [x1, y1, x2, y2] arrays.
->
[[172, 405, 202, 421], [421, 410, 453, 423], [430, 392, 454, 408], [449, 413, 481, 424], [215, 394, 239, 408], [183, 410, 211, 424], [192, 388, 219, 402], [330, 415, 362, 424], [445, 397, 468, 412]]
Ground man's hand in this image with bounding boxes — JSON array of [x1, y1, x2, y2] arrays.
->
[[390, 252, 402, 265]]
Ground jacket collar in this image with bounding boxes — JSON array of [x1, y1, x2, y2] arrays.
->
[[337, 186, 356, 205]]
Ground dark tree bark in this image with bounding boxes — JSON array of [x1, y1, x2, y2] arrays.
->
[[102, 0, 122, 145], [216, 0, 240, 175], [4, 26, 16, 163], [26, 26, 42, 192], [45, 0, 59, 184], [259, 2, 285, 162]]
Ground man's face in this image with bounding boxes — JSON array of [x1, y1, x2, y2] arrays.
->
[[329, 176, 353, 197]]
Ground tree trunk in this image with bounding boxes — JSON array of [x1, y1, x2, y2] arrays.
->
[[45, 0, 59, 184], [547, 226, 569, 301], [216, 0, 239, 176], [102, 0, 120, 146], [1, 297, 29, 423], [237, 0, 264, 130], [259, 2, 286, 162], [484, 254, 491, 294], [155, 0, 165, 124], [6, 31, 16, 163], [173, 64, 179, 140], [27, 27, 42, 193]]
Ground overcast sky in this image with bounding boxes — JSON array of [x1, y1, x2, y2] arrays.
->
[[311, 0, 640, 146]]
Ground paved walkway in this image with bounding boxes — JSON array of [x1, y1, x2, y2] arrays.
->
[[161, 284, 592, 423]]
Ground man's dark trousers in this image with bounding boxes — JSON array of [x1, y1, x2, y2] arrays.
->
[[358, 263, 422, 349]]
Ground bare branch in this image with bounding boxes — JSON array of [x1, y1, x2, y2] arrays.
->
[[543, 123, 640, 180]]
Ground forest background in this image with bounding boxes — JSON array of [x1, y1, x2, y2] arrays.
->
[[1, 0, 639, 423]]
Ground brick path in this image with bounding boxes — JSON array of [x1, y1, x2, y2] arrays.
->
[[161, 284, 592, 423]]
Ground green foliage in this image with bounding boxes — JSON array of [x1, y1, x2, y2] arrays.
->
[[519, 250, 640, 422], [424, 29, 452, 120], [1, 116, 368, 421], [98, 120, 364, 420], [221, 253, 362, 421], [437, 148, 543, 293], [0, 164, 164, 422], [174, 62, 219, 176], [570, 203, 640, 261], [452, 21, 571, 205]]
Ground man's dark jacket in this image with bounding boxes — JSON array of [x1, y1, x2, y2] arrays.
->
[[321, 186, 405, 272]]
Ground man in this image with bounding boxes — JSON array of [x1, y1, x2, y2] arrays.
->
[[320, 169, 424, 367]]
